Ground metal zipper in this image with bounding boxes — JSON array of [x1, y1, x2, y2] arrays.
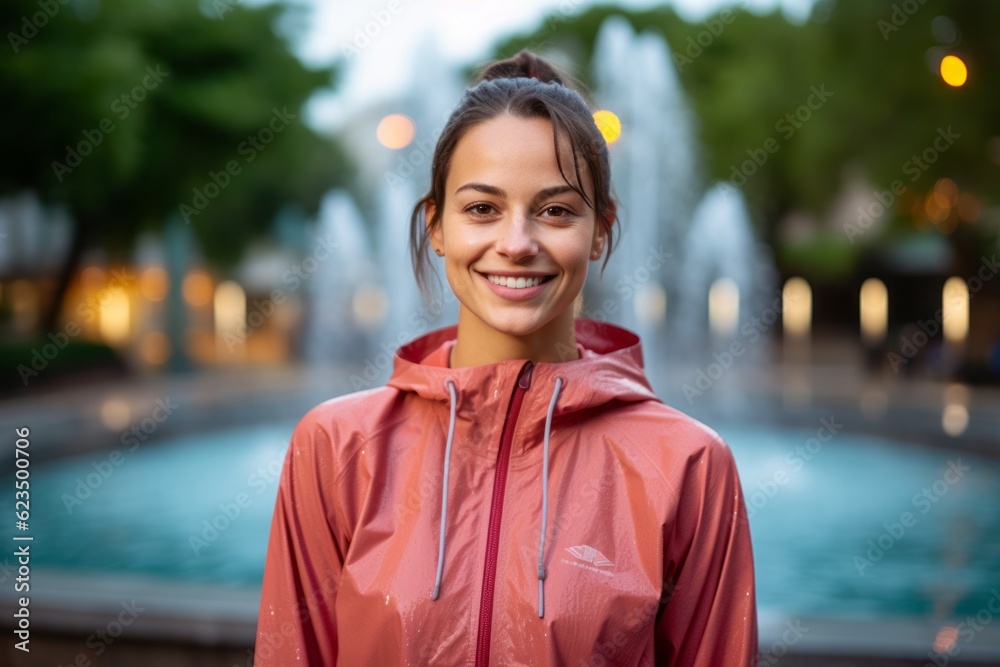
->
[[475, 360, 534, 667]]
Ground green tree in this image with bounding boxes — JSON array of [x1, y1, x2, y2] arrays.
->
[[1, 0, 354, 332]]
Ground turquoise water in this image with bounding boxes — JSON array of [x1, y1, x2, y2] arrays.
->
[[4, 420, 999, 618], [716, 423, 1000, 620]]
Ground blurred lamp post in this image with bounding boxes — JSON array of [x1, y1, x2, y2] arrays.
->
[[97, 286, 130, 345], [782, 276, 811, 364], [214, 280, 246, 363], [860, 278, 888, 347], [782, 277, 811, 338], [708, 277, 739, 341], [942, 276, 969, 373], [942, 277, 969, 345]]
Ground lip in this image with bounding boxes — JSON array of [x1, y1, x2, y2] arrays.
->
[[478, 270, 554, 278], [477, 271, 555, 301]]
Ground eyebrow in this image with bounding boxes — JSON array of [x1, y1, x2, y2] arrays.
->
[[454, 183, 580, 203]]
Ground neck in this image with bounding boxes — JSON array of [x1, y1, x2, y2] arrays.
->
[[450, 306, 580, 368]]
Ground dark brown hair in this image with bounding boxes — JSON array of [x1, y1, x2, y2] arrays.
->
[[408, 49, 620, 302]]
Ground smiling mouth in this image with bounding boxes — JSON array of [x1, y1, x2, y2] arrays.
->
[[481, 273, 557, 289]]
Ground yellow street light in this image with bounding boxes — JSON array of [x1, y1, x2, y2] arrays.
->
[[940, 55, 968, 87]]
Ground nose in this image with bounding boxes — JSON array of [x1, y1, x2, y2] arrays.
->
[[494, 209, 538, 261]]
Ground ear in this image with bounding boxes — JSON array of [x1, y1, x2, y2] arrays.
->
[[590, 228, 606, 261], [425, 199, 443, 251], [590, 204, 614, 260]]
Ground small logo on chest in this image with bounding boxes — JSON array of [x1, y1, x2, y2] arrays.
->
[[564, 545, 614, 567]]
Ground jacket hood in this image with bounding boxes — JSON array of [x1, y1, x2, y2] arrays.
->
[[386, 318, 660, 414], [387, 318, 662, 617]]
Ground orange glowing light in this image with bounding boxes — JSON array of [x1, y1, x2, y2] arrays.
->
[[139, 267, 169, 301], [183, 270, 214, 307], [925, 191, 951, 224], [376, 114, 415, 149], [940, 55, 967, 87], [933, 178, 958, 206], [933, 625, 958, 653], [98, 288, 131, 344]]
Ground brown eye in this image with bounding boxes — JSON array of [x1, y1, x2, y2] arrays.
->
[[465, 203, 495, 217]]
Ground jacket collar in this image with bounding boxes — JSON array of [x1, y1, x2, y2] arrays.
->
[[386, 318, 659, 418]]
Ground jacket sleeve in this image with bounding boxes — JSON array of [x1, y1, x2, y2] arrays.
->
[[654, 430, 759, 666], [255, 412, 346, 665]]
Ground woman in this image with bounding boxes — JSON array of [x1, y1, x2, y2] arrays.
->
[[256, 49, 758, 666]]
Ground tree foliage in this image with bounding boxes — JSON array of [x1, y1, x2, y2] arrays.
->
[[1, 0, 353, 328]]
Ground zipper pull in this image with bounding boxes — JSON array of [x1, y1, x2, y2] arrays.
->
[[518, 361, 534, 389]]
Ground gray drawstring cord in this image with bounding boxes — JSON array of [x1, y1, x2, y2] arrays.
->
[[429, 374, 564, 619], [537, 376, 564, 618], [432, 379, 458, 600]]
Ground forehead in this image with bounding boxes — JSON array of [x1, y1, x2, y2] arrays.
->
[[447, 114, 591, 196]]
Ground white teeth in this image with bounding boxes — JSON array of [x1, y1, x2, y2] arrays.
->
[[487, 274, 547, 288]]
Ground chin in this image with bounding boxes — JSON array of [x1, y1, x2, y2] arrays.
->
[[483, 297, 582, 336], [479, 311, 551, 337]]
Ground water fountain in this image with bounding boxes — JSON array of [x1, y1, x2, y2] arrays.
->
[[583, 14, 781, 405], [675, 184, 761, 349], [302, 189, 380, 364], [302, 36, 464, 380], [587, 15, 703, 391], [373, 175, 433, 344], [672, 184, 778, 414]]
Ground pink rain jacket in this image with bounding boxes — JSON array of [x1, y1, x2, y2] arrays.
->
[[256, 319, 758, 666]]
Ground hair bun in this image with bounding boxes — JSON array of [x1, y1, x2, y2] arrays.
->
[[478, 49, 565, 86]]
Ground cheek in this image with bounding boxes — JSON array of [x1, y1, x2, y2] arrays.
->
[[444, 241, 474, 271], [443, 255, 474, 297], [442, 221, 477, 253], [557, 237, 595, 273]]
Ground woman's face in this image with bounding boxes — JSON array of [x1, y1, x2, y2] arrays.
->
[[427, 114, 605, 339]]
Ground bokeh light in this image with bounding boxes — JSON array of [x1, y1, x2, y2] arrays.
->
[[593, 109, 622, 144], [708, 277, 739, 338], [782, 277, 812, 338], [99, 398, 131, 431], [942, 384, 969, 437], [940, 54, 968, 87], [635, 282, 667, 325], [860, 278, 888, 345], [140, 266, 169, 301], [376, 114, 415, 149], [214, 281, 246, 333], [98, 288, 131, 345], [352, 283, 388, 330], [942, 277, 969, 343], [183, 270, 214, 307]]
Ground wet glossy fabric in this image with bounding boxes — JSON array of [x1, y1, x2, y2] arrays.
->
[[255, 319, 758, 666]]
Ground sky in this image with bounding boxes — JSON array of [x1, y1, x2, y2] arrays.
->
[[275, 0, 817, 132]]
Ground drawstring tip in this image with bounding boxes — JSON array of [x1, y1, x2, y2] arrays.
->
[[537, 566, 547, 617], [431, 582, 440, 601]]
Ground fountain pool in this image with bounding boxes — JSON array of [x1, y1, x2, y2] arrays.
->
[[6, 419, 998, 620]]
